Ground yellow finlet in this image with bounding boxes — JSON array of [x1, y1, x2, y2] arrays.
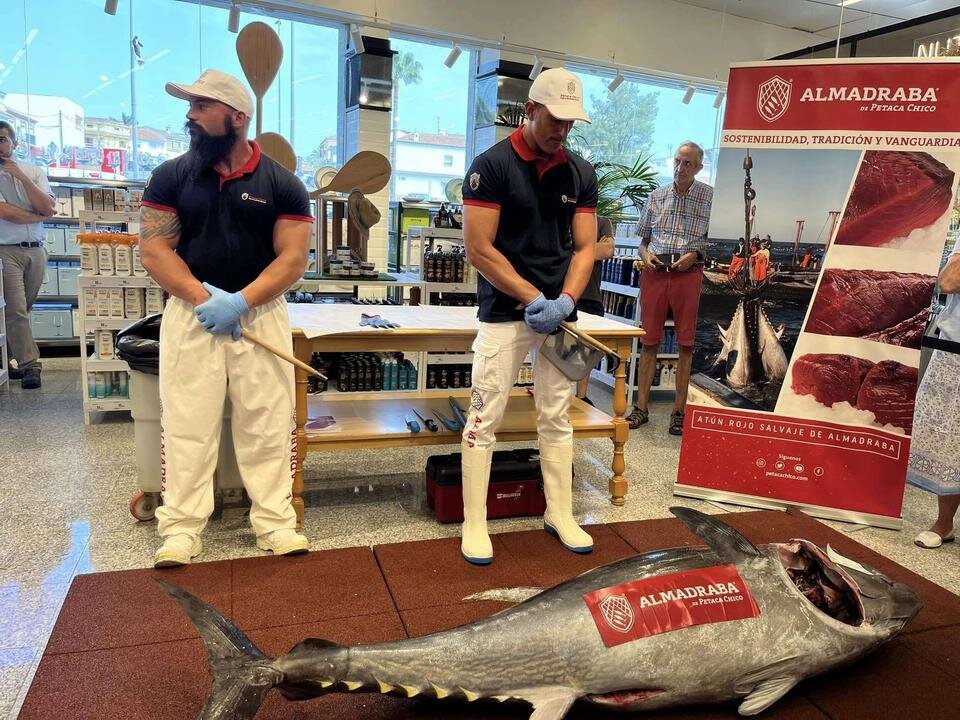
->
[[493, 695, 511, 702], [319, 680, 333, 688], [400, 684, 420, 697], [431, 683, 450, 699], [343, 680, 363, 691], [460, 687, 480, 702], [376, 679, 393, 694]]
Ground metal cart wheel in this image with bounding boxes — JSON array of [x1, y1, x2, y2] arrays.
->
[[129, 491, 161, 521]]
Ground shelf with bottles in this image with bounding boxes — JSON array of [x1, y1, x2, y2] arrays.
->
[[600, 254, 642, 297], [600, 290, 636, 324], [85, 371, 130, 402], [305, 351, 419, 396]]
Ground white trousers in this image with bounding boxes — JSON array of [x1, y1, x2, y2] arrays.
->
[[156, 296, 297, 539], [462, 321, 574, 449]]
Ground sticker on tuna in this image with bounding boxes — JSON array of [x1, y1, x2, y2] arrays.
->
[[583, 564, 760, 648]]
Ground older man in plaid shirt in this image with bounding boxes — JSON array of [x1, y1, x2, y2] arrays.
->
[[629, 141, 713, 435]]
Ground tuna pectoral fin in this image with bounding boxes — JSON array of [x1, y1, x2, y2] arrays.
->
[[156, 580, 282, 720], [737, 676, 798, 716], [669, 507, 761, 561], [524, 687, 580, 720]]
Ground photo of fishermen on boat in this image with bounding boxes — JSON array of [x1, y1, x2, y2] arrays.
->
[[691, 148, 862, 411]]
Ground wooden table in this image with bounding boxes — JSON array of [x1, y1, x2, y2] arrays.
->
[[289, 305, 645, 526]]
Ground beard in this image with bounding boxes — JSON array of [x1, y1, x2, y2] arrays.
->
[[186, 116, 237, 170]]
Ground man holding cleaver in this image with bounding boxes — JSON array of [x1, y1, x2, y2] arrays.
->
[[139, 69, 313, 567], [459, 68, 598, 565]]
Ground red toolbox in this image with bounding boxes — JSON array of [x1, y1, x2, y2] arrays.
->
[[426, 449, 549, 523]]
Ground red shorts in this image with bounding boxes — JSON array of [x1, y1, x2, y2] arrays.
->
[[639, 267, 703, 347]]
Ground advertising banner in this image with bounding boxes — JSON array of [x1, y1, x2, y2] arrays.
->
[[677, 58, 960, 528]]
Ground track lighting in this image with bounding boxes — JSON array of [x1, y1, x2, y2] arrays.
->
[[104, 0, 119, 15], [529, 57, 543, 80], [682, 83, 696, 104], [607, 72, 624, 93], [713, 89, 726, 108], [444, 44, 463, 68], [350, 25, 365, 54], [227, 1, 240, 33]]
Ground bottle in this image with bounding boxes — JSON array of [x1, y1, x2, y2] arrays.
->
[[452, 369, 461, 388], [439, 367, 449, 389], [373, 360, 383, 391], [117, 371, 129, 398], [94, 372, 107, 398], [407, 360, 418, 390], [427, 367, 436, 389], [87, 372, 97, 399], [464, 368, 472, 388]]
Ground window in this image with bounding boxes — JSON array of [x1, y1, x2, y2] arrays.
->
[[0, 0, 339, 185], [568, 67, 722, 218], [388, 36, 470, 203]]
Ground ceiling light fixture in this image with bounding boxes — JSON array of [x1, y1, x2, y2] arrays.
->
[[607, 72, 624, 93], [713, 89, 726, 108], [444, 44, 463, 68], [529, 57, 544, 80], [350, 25, 365, 54], [227, 1, 240, 33], [104, 0, 119, 15], [682, 83, 696, 104]]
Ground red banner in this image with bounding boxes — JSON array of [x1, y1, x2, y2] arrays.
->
[[583, 565, 760, 648], [678, 59, 960, 526]]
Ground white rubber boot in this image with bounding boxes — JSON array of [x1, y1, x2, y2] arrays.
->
[[461, 445, 494, 565], [540, 443, 593, 553]]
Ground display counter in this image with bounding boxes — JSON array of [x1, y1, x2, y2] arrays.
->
[[288, 305, 645, 525]]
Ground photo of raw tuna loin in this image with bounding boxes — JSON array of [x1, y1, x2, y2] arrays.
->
[[834, 151, 953, 247], [862, 308, 928, 349], [805, 269, 934, 346], [791, 353, 875, 407], [856, 360, 918, 434]]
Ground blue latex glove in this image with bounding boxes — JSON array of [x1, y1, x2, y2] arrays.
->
[[195, 282, 248, 340], [524, 293, 574, 334]]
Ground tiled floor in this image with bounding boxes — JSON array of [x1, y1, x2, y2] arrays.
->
[[0, 356, 958, 719]]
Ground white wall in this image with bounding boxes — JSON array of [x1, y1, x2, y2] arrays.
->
[[301, 0, 819, 82]]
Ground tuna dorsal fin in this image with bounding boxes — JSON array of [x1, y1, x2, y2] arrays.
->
[[737, 676, 798, 715], [524, 687, 579, 720], [669, 507, 761, 561]]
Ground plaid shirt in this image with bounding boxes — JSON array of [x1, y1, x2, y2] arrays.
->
[[639, 179, 713, 256]]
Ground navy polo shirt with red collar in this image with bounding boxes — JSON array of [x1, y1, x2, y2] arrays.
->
[[142, 141, 314, 294], [462, 127, 597, 322]]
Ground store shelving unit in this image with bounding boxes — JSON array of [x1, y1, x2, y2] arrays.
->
[[37, 178, 145, 347], [76, 211, 161, 424], [0, 259, 8, 389]]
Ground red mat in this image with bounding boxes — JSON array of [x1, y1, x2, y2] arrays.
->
[[20, 510, 960, 720]]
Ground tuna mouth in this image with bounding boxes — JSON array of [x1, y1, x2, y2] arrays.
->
[[777, 540, 864, 626]]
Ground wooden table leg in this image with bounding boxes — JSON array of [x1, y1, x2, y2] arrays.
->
[[292, 335, 311, 529], [609, 338, 629, 506]]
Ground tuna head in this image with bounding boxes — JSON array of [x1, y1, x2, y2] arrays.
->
[[776, 539, 923, 641]]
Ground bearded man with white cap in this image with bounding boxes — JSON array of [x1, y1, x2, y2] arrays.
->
[[139, 69, 314, 567], [459, 67, 598, 565]]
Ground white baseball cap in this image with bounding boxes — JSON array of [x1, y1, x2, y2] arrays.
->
[[528, 68, 591, 124], [166, 69, 254, 117]]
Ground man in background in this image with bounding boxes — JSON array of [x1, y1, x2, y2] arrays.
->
[[628, 141, 713, 436], [0, 121, 56, 389]]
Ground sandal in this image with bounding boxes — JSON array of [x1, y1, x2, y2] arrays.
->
[[668, 411, 685, 436], [626, 406, 649, 429]]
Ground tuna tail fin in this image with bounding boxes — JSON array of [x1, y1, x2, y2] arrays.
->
[[669, 507, 761, 562], [156, 579, 283, 720]]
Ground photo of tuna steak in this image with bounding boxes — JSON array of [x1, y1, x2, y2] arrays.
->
[[857, 360, 918, 435], [791, 353, 875, 408], [834, 151, 954, 248], [791, 353, 916, 433], [805, 268, 934, 348]]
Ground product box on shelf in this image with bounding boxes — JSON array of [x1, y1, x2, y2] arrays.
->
[[57, 264, 81, 296], [425, 449, 548, 523], [95, 329, 115, 359], [145, 287, 164, 314], [64, 227, 80, 257], [124, 287, 145, 318], [42, 227, 67, 256], [71, 188, 86, 215], [30, 304, 73, 339], [108, 288, 125, 318], [38, 265, 59, 297], [91, 189, 104, 212], [83, 287, 98, 316]]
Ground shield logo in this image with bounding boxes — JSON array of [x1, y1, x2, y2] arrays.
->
[[757, 76, 792, 123], [598, 595, 634, 633], [567, 81, 577, 95], [469, 172, 480, 191]]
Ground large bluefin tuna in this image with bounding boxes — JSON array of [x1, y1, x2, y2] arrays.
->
[[159, 508, 921, 719]]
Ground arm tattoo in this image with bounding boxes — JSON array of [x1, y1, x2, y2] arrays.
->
[[139, 207, 182, 248]]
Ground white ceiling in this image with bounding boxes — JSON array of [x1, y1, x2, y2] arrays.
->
[[675, 0, 960, 40]]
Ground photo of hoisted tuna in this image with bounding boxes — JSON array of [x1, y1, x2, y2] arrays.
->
[[157, 507, 922, 719], [711, 152, 787, 394]]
